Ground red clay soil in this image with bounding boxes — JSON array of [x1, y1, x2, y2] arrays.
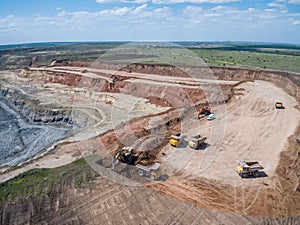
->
[[120, 63, 190, 78], [146, 96, 174, 107], [43, 72, 82, 87], [94, 110, 183, 165]]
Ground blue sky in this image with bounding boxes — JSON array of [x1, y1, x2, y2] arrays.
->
[[0, 0, 300, 44]]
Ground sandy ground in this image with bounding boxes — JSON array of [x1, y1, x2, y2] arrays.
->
[[1, 68, 298, 186], [1, 66, 300, 223], [34, 66, 238, 86], [160, 80, 300, 185]]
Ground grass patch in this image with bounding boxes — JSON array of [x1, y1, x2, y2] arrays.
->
[[0, 158, 97, 203], [191, 49, 300, 73]]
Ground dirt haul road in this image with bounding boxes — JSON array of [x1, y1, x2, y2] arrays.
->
[[150, 79, 300, 218], [159, 80, 300, 183]]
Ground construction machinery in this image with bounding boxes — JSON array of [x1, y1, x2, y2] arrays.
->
[[275, 101, 284, 109], [111, 147, 162, 180], [169, 133, 181, 147], [236, 161, 264, 178], [111, 147, 135, 169], [188, 135, 207, 149], [136, 163, 161, 180], [198, 106, 212, 119], [207, 113, 216, 121]]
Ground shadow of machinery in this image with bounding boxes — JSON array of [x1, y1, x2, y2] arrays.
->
[[156, 174, 169, 181], [194, 142, 211, 150], [95, 157, 169, 182], [177, 138, 189, 148], [238, 171, 268, 179]]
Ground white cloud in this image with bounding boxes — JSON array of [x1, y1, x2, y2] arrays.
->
[[211, 5, 227, 10], [272, 0, 300, 4], [154, 6, 171, 13], [152, 0, 238, 3], [96, 0, 239, 3], [183, 5, 204, 19], [182, 4, 297, 29], [110, 7, 131, 15], [54, 4, 172, 27], [265, 8, 276, 12], [96, 0, 300, 4], [57, 10, 67, 17], [268, 2, 285, 8], [288, 12, 300, 16], [94, 0, 299, 4], [65, 10, 83, 18], [34, 16, 55, 25], [0, 15, 23, 32], [133, 4, 148, 13], [96, 0, 148, 3], [270, 0, 300, 4], [288, 0, 300, 3]]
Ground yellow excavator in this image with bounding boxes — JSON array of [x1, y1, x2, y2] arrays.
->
[[111, 147, 162, 180], [111, 147, 135, 170]]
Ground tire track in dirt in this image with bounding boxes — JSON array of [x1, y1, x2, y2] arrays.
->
[[148, 79, 300, 220]]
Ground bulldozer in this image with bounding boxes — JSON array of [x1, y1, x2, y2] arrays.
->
[[198, 106, 212, 119]]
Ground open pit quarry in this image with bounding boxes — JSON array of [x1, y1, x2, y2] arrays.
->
[[0, 62, 300, 225]]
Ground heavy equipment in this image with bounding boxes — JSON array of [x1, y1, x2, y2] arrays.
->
[[236, 161, 264, 178], [111, 147, 162, 180], [275, 102, 284, 109], [136, 163, 161, 180], [111, 147, 135, 170], [169, 133, 181, 147], [207, 113, 216, 121], [198, 106, 212, 119], [188, 135, 207, 149]]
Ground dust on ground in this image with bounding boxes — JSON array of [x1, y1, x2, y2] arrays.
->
[[0, 64, 300, 223]]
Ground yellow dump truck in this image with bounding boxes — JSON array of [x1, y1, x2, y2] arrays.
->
[[236, 161, 264, 178], [275, 102, 284, 109], [169, 133, 181, 147]]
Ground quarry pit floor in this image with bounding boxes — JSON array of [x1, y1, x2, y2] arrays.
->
[[0, 65, 300, 223]]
